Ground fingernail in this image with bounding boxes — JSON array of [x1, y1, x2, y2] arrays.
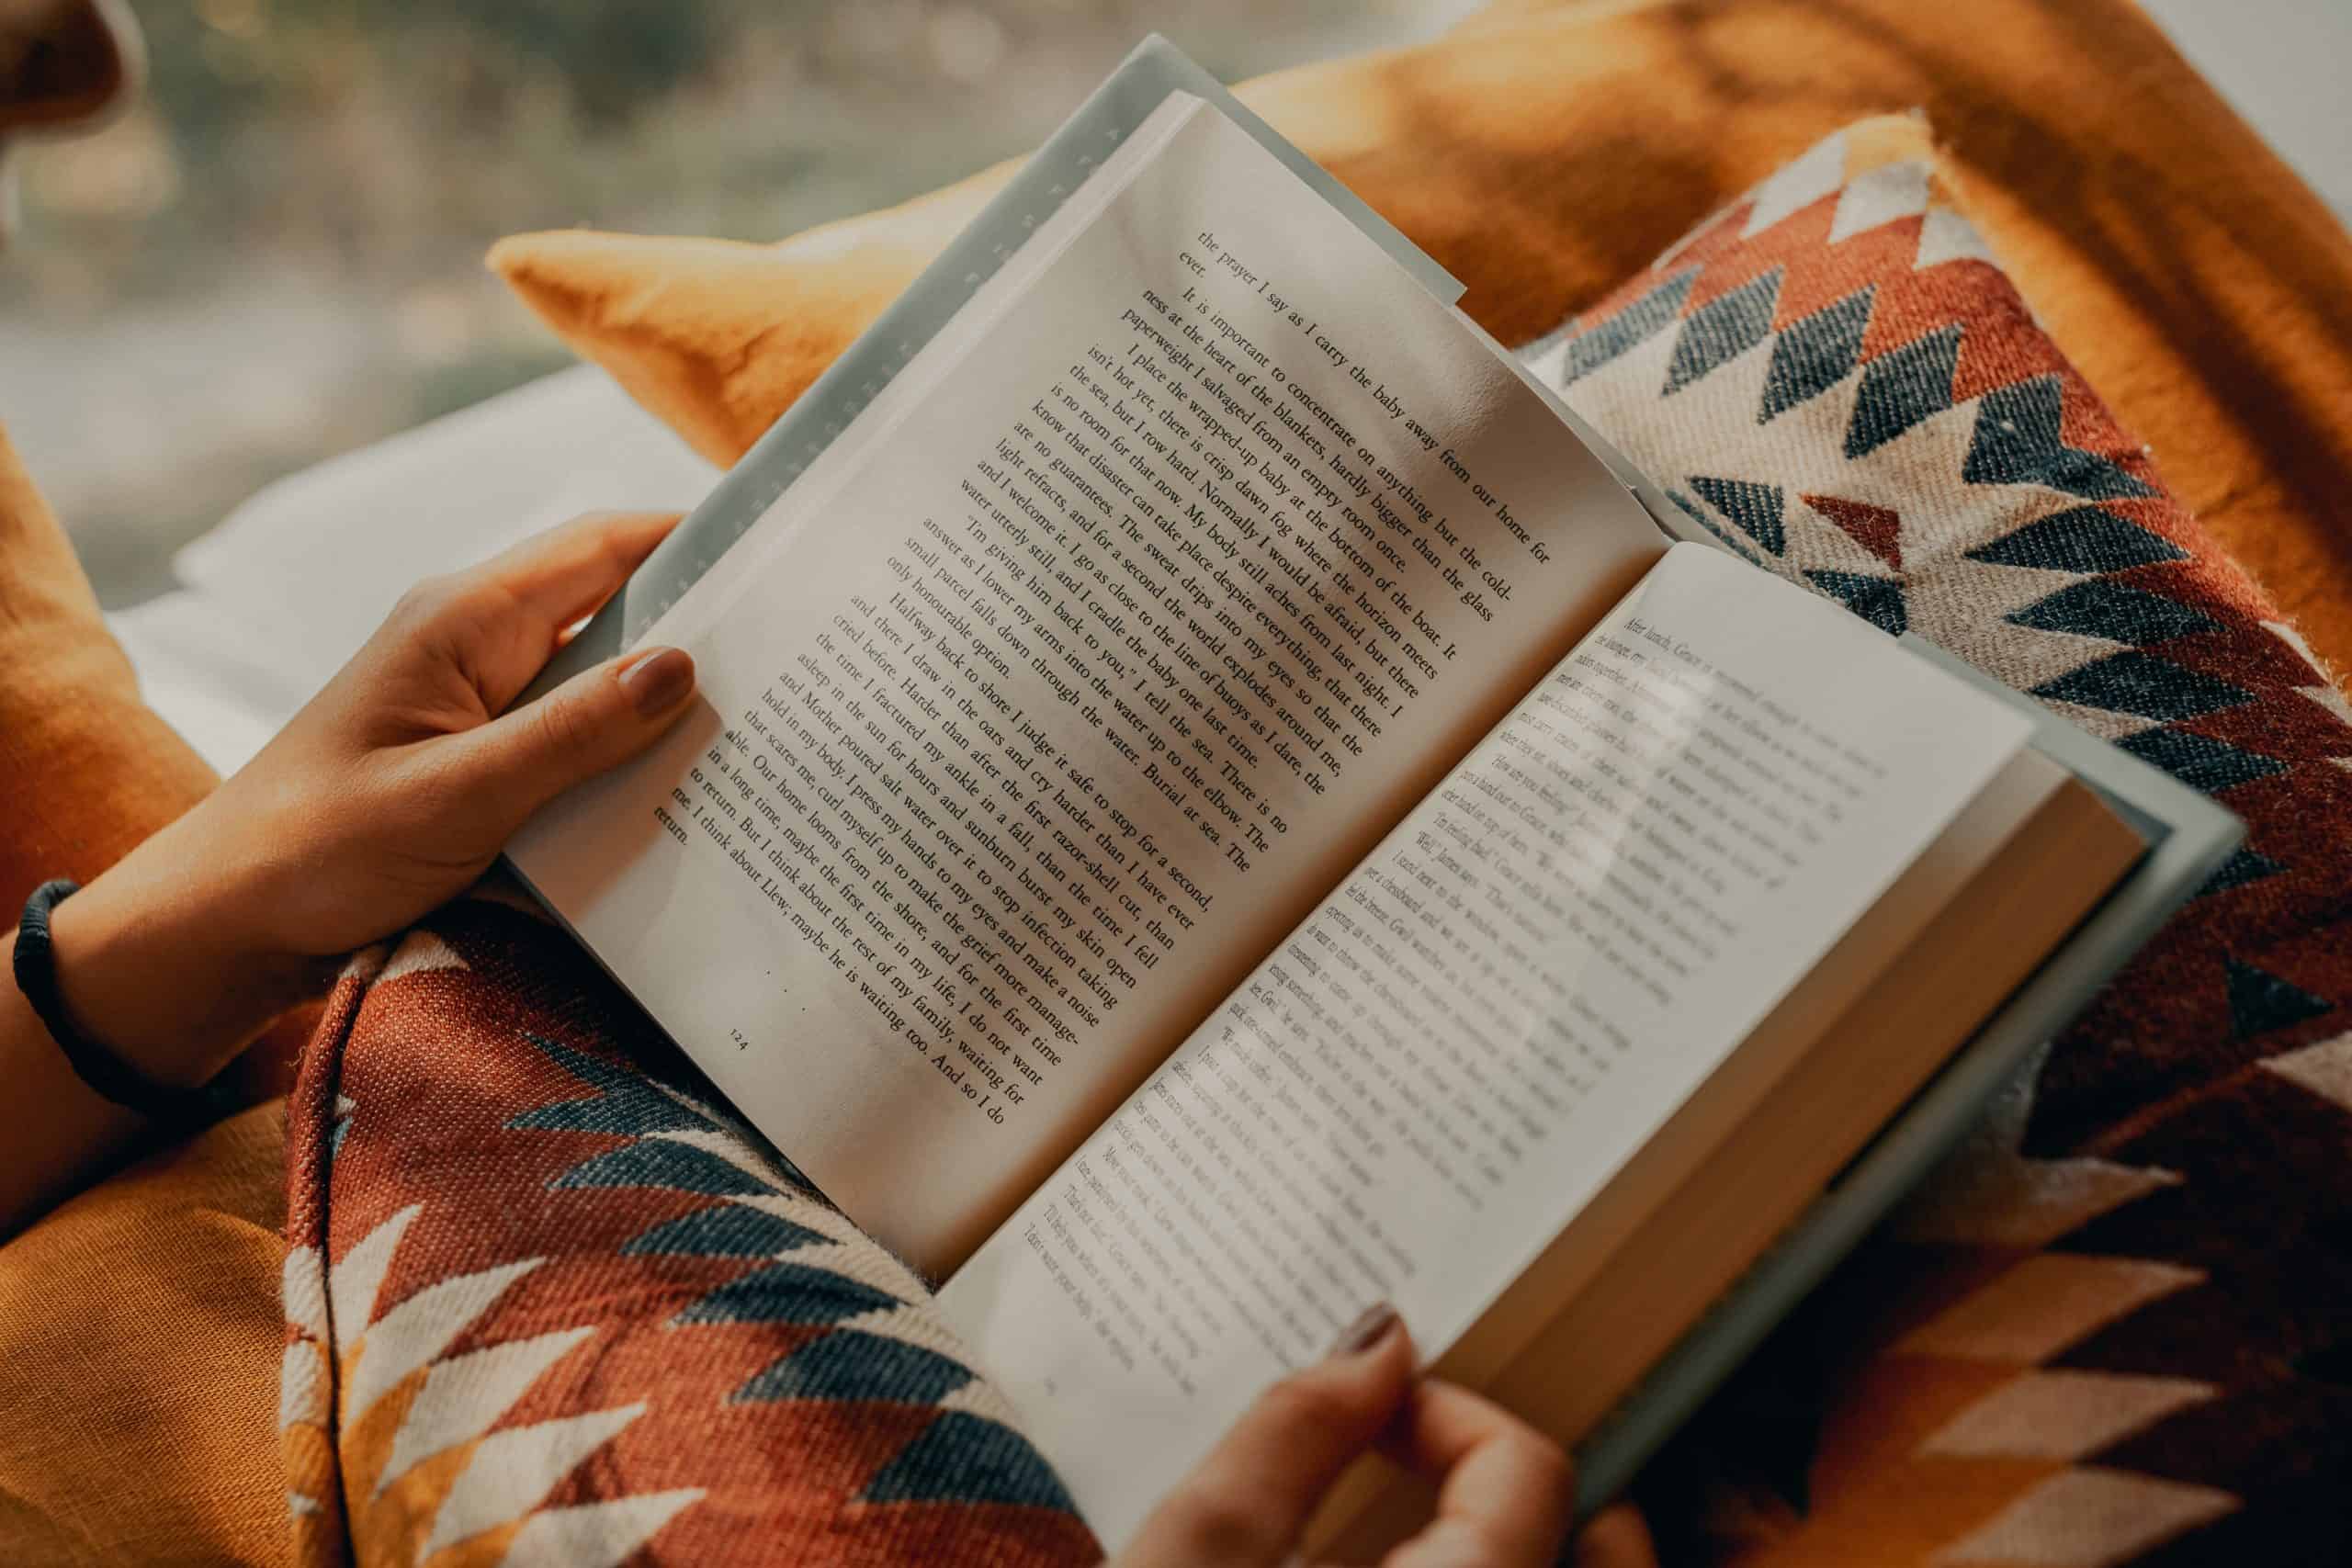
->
[[617, 647, 695, 716], [1328, 1301, 1399, 1359]]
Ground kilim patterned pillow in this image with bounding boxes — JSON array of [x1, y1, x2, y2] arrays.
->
[[1524, 118, 2352, 1566], [279, 897, 1099, 1567]]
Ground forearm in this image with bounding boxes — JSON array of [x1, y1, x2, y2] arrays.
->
[[0, 813, 327, 1235], [0, 936, 145, 1235], [2, 510, 697, 1235]]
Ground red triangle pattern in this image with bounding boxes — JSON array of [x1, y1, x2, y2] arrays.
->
[[1804, 493, 1903, 570]]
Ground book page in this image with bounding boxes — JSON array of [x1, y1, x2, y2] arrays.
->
[[937, 543, 2035, 1548], [507, 98, 1665, 1275]]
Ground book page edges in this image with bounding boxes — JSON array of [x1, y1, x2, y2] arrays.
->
[[1306, 759, 2144, 1555]]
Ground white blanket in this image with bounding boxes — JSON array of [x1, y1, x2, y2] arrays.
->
[[107, 367, 717, 774]]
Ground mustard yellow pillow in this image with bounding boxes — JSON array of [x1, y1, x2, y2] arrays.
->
[[0, 1102, 289, 1566], [0, 427, 218, 905], [0, 427, 293, 1563]]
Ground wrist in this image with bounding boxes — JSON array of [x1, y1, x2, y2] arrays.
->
[[42, 812, 331, 1089]]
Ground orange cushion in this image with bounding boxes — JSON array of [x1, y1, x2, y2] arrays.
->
[[0, 1101, 288, 1565], [0, 426, 218, 905], [490, 0, 2352, 677], [0, 427, 291, 1563]]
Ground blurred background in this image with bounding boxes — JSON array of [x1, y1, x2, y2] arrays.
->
[[2, 0, 1466, 607], [4, 0, 2345, 612]]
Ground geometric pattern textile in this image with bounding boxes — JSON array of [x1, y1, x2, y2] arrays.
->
[[280, 893, 1095, 1568], [1525, 117, 2352, 1568]]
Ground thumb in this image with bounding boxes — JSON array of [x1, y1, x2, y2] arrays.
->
[[1122, 1304, 1412, 1568], [454, 645, 697, 825]]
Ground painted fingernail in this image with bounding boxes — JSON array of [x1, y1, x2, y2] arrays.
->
[[618, 647, 695, 716], [1328, 1301, 1399, 1359]]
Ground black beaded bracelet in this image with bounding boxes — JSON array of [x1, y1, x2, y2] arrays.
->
[[14, 879, 240, 1125]]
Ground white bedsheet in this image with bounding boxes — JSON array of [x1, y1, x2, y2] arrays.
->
[[107, 367, 717, 774]]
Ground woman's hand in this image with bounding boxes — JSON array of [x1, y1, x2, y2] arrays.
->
[[1119, 1306, 1657, 1568], [175, 508, 698, 963], [42, 509, 700, 1086]]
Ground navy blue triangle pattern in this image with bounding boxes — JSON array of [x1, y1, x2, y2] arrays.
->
[[1664, 266, 1782, 396], [496, 1031, 1076, 1526], [2032, 652, 2254, 723], [1564, 267, 1698, 384], [735, 1328, 975, 1406], [1759, 284, 1874, 423], [1804, 570, 1907, 636], [2199, 847, 2287, 898], [1667, 488, 1766, 565], [511, 1034, 718, 1137], [2116, 727, 2290, 794], [1843, 323, 1962, 457], [1964, 504, 2186, 573], [1964, 376, 2156, 501], [554, 1138, 782, 1200], [673, 1259, 902, 1327], [859, 1411, 1078, 1512], [2223, 957, 2334, 1041], [2007, 580, 2220, 648], [1689, 476, 1786, 556], [623, 1202, 831, 1258], [513, 1032, 818, 1195]]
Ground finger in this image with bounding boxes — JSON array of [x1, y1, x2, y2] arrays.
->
[[1123, 1303, 1412, 1568], [1572, 1505, 1658, 1568], [435, 511, 682, 710], [475, 509, 681, 633], [442, 644, 697, 828], [1380, 1380, 1575, 1568]]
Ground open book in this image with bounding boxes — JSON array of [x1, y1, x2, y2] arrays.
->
[[510, 69, 2180, 1553]]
